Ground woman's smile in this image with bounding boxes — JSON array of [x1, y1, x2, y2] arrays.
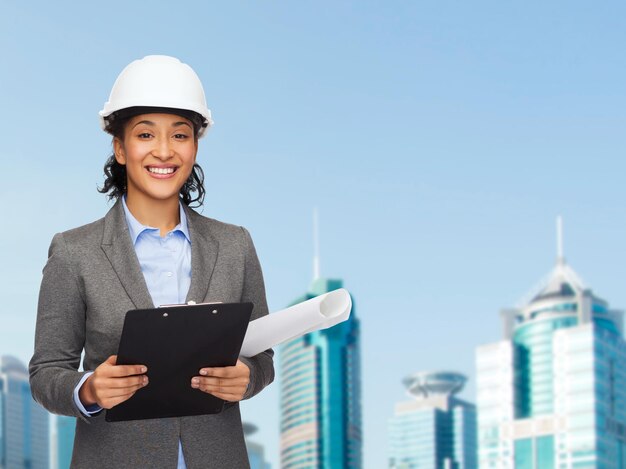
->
[[146, 165, 179, 178]]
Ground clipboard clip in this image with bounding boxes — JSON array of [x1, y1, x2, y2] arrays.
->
[[159, 301, 224, 308]]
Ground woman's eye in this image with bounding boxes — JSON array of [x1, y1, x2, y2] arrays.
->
[[174, 133, 189, 140], [138, 132, 152, 139]]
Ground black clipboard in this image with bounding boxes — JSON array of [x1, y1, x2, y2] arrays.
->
[[105, 302, 253, 422]]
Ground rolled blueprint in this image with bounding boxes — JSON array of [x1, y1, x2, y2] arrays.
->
[[239, 288, 352, 358]]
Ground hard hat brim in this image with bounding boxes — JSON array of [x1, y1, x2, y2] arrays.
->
[[101, 106, 209, 136]]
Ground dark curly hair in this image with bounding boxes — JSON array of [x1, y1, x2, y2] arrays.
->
[[98, 107, 206, 207]]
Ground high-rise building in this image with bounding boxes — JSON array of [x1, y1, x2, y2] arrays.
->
[[388, 371, 477, 469], [279, 277, 362, 469], [244, 422, 271, 469], [0, 355, 49, 469], [50, 415, 75, 469], [476, 235, 626, 468]]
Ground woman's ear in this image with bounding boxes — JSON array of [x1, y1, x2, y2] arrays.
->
[[113, 138, 126, 165]]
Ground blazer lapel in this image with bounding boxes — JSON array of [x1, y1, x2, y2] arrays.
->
[[183, 205, 219, 304], [101, 200, 154, 310]]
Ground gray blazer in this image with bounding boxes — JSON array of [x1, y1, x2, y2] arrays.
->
[[29, 200, 274, 468]]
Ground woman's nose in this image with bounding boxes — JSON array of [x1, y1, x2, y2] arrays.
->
[[152, 137, 174, 159]]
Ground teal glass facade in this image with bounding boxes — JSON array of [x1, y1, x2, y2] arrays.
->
[[513, 436, 554, 469], [513, 438, 532, 469], [476, 259, 626, 469], [513, 316, 578, 419], [388, 372, 477, 469], [389, 407, 441, 469], [453, 404, 478, 468], [389, 401, 477, 469], [280, 278, 362, 469], [513, 303, 619, 421], [55, 415, 76, 469]]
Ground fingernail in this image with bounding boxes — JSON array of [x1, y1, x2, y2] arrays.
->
[[143, 377, 148, 385], [200, 369, 208, 376], [192, 378, 199, 384], [141, 366, 147, 373]]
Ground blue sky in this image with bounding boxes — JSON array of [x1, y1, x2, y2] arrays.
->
[[2, 2, 626, 467]]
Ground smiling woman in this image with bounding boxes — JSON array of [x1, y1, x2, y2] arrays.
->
[[28, 55, 275, 469], [99, 108, 206, 209]]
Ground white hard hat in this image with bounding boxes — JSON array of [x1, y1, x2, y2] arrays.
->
[[99, 55, 213, 138]]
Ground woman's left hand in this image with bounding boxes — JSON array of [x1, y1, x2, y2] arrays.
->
[[191, 359, 250, 402]]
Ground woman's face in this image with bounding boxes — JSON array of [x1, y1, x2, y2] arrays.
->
[[114, 113, 198, 205]]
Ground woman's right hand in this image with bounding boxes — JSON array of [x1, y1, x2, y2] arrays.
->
[[79, 355, 149, 409]]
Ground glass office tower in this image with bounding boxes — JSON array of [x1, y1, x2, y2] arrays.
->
[[0, 355, 49, 469], [388, 371, 477, 469], [280, 277, 362, 469], [50, 415, 75, 469], [476, 257, 626, 468]]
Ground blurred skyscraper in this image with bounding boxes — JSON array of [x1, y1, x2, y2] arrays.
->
[[0, 355, 49, 469], [244, 422, 271, 469], [50, 415, 75, 469], [279, 277, 362, 468], [388, 371, 477, 469], [476, 225, 626, 468]]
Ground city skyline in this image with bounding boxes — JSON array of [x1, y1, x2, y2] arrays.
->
[[3, 3, 626, 468]]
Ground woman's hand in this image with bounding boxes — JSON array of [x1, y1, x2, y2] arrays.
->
[[191, 359, 250, 402], [79, 355, 149, 409]]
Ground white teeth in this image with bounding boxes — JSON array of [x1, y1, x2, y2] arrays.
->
[[148, 167, 175, 175]]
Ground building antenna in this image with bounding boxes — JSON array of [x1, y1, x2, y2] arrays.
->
[[556, 215, 564, 264], [313, 207, 320, 280]]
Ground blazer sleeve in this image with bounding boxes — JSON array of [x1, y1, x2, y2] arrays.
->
[[237, 226, 275, 400], [29, 233, 91, 420]]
